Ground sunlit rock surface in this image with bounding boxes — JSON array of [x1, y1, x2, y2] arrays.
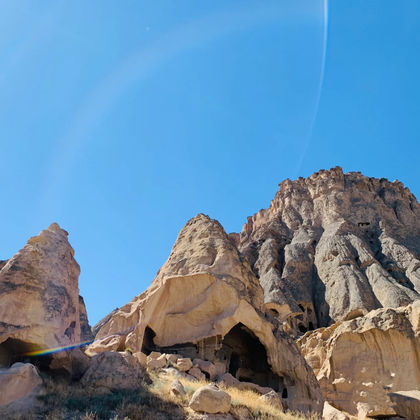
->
[[89, 214, 323, 413], [298, 301, 420, 417], [0, 223, 92, 373]]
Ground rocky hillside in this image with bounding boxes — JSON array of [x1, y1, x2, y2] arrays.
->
[[0, 167, 419, 419], [235, 166, 420, 333]]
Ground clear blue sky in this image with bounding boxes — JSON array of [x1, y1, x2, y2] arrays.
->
[[1, 1, 419, 325]]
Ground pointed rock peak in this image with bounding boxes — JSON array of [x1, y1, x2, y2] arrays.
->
[[154, 213, 261, 295], [48, 222, 68, 236]]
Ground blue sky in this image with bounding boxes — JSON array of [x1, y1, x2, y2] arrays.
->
[[1, 1, 419, 325]]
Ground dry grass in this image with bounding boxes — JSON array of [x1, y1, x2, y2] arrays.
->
[[5, 370, 319, 420], [148, 370, 320, 420]]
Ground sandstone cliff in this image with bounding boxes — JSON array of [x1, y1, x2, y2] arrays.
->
[[0, 223, 92, 368], [90, 214, 323, 413], [298, 301, 420, 417]]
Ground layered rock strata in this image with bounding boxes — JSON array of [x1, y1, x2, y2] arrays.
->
[[89, 214, 323, 413]]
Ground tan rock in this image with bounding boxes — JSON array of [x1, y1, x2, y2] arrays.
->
[[0, 363, 42, 407], [78, 295, 93, 342], [0, 224, 83, 356], [148, 351, 163, 360], [258, 390, 283, 411], [189, 384, 231, 414], [388, 390, 420, 420], [84, 334, 125, 357], [217, 373, 240, 388], [147, 353, 166, 370], [323, 401, 349, 420], [90, 214, 323, 413], [81, 351, 144, 390], [193, 359, 217, 380], [166, 353, 181, 365], [133, 351, 147, 366], [189, 366, 206, 381], [170, 379, 186, 396], [298, 303, 420, 417], [176, 357, 193, 372]]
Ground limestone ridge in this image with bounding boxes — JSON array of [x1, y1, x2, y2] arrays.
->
[[0, 223, 93, 366], [237, 167, 420, 333], [90, 214, 323, 413]]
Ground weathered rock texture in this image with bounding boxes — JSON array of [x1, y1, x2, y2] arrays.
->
[[89, 214, 323, 413], [81, 351, 144, 390], [236, 167, 420, 333], [0, 362, 42, 407], [298, 301, 420, 417], [189, 384, 231, 414], [0, 223, 92, 368]]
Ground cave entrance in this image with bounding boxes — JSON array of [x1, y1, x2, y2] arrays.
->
[[141, 326, 157, 355], [217, 323, 282, 391], [0, 338, 52, 371]]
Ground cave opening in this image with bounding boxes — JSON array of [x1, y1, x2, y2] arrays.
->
[[0, 338, 52, 372], [217, 323, 283, 392], [141, 326, 157, 355], [298, 324, 307, 333]]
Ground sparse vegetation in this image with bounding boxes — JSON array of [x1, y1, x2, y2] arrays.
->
[[10, 370, 320, 420]]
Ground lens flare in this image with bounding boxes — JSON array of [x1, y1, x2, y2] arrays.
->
[[23, 340, 94, 357]]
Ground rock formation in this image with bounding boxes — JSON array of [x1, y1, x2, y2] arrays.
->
[[236, 167, 420, 333], [298, 301, 420, 417], [89, 214, 323, 413], [0, 223, 92, 373]]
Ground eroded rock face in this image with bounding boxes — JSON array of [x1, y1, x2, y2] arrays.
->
[[237, 167, 420, 332], [298, 301, 420, 417], [88, 214, 323, 413], [81, 351, 144, 390], [79, 296, 94, 343], [0, 362, 42, 407], [0, 223, 90, 373]]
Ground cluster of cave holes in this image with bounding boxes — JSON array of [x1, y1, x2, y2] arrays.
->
[[297, 304, 314, 333], [141, 323, 288, 398]]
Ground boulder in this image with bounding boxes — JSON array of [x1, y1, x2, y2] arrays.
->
[[193, 359, 217, 380], [176, 357, 193, 372], [189, 366, 206, 381], [170, 379, 186, 396], [133, 351, 147, 366], [84, 334, 125, 356], [323, 402, 350, 420], [298, 302, 420, 417], [81, 351, 144, 390], [189, 384, 231, 414], [217, 373, 240, 388], [167, 353, 181, 365], [258, 390, 283, 411], [0, 362, 42, 407], [388, 390, 420, 420], [147, 353, 166, 370]]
